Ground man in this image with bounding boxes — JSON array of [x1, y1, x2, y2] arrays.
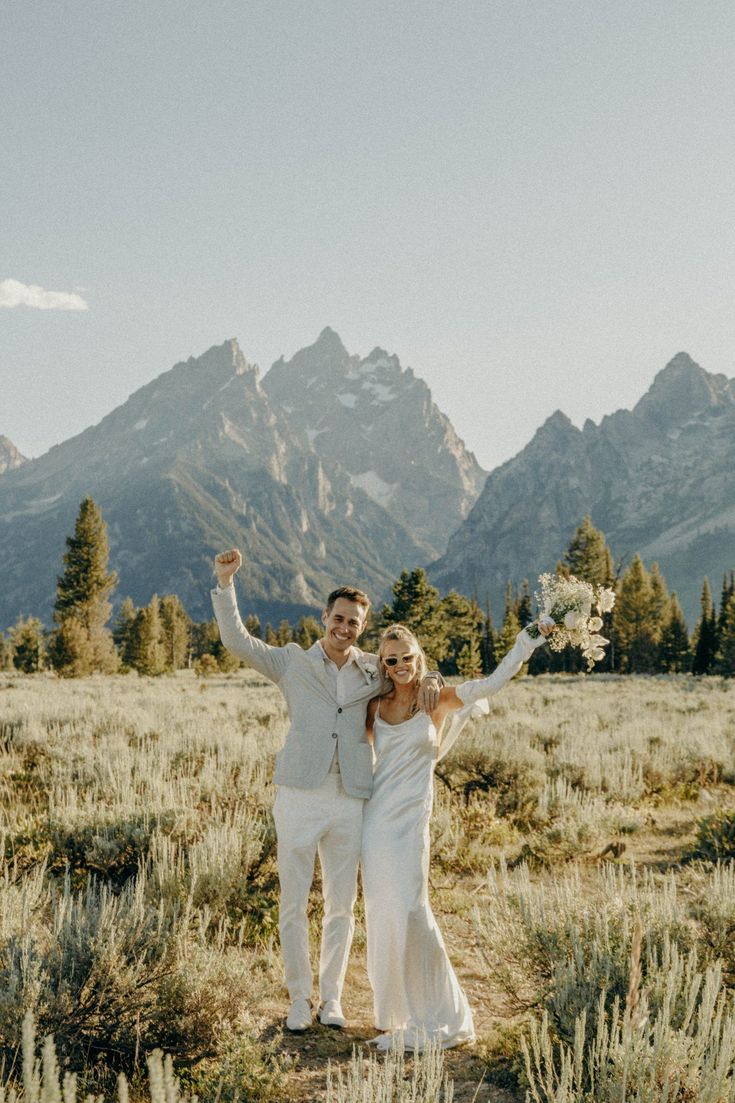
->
[[212, 548, 440, 1032]]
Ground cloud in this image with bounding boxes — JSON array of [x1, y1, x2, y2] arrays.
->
[[0, 278, 88, 311]]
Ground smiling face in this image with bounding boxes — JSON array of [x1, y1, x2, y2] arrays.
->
[[321, 597, 367, 659], [380, 639, 421, 686]]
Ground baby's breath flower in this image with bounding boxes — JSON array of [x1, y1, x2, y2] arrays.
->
[[528, 572, 614, 669]]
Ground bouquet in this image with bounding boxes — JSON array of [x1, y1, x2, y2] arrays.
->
[[526, 572, 616, 669]]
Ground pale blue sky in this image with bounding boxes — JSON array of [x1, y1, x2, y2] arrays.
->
[[3, 0, 735, 470]]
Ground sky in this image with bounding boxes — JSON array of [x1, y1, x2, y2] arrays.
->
[[3, 0, 735, 472]]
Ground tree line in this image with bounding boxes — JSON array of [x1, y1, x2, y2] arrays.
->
[[2, 500, 734, 678]]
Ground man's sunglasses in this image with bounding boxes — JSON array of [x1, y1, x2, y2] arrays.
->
[[383, 654, 418, 667]]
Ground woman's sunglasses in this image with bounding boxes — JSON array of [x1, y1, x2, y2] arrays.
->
[[383, 654, 418, 667]]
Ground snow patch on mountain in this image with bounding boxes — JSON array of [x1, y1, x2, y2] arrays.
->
[[352, 470, 398, 509]]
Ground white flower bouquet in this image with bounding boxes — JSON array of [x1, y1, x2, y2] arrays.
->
[[526, 572, 616, 669]]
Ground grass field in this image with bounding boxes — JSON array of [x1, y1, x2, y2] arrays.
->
[[1, 670, 735, 1102]]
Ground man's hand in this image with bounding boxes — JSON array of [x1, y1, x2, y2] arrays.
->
[[214, 548, 242, 589], [417, 672, 443, 713]]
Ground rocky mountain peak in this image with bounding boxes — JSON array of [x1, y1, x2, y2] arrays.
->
[[263, 331, 486, 556], [0, 435, 27, 474], [634, 352, 734, 431], [529, 409, 578, 448], [315, 326, 348, 354], [268, 328, 353, 386]]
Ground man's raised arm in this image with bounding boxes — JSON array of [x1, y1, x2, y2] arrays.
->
[[212, 548, 290, 683]]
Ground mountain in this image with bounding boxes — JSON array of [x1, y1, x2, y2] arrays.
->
[[0, 339, 429, 628], [429, 353, 735, 626], [0, 436, 27, 474], [263, 328, 486, 557]]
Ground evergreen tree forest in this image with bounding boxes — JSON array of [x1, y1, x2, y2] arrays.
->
[[1, 503, 734, 677]]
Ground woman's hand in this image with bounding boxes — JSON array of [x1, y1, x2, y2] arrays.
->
[[536, 615, 555, 638], [214, 548, 242, 588]]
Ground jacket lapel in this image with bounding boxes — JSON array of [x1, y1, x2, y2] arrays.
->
[[305, 641, 337, 699], [351, 650, 385, 697]]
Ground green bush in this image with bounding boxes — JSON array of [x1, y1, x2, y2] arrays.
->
[[692, 810, 735, 862], [522, 950, 735, 1103]]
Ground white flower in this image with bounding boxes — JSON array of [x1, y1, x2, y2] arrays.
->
[[564, 611, 580, 629], [597, 587, 616, 613], [591, 648, 606, 661], [589, 634, 609, 648], [588, 616, 603, 632]]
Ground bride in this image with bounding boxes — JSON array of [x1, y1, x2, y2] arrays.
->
[[361, 617, 552, 1051]]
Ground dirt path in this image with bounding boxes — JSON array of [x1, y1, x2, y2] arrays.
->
[[257, 795, 723, 1101], [258, 885, 524, 1102]]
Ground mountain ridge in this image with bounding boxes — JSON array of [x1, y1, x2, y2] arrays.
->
[[0, 334, 473, 627], [429, 352, 735, 625]]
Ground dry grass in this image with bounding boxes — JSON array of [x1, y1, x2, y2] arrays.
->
[[0, 670, 734, 1102]]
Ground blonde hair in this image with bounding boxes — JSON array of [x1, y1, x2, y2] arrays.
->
[[378, 624, 427, 685]]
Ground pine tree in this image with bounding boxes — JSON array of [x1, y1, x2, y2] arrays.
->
[[714, 591, 735, 676], [692, 578, 718, 675], [559, 516, 614, 586], [294, 615, 321, 649], [481, 601, 497, 674], [648, 563, 669, 643], [559, 516, 616, 671], [190, 618, 239, 671], [381, 568, 448, 665], [717, 573, 735, 640], [113, 597, 138, 668], [127, 596, 166, 676], [276, 620, 293, 646], [516, 580, 533, 629], [438, 591, 484, 675], [264, 623, 277, 645], [659, 593, 691, 673], [0, 632, 13, 671], [9, 617, 46, 673], [616, 554, 658, 673], [160, 595, 191, 670], [244, 614, 262, 639], [457, 638, 482, 677], [495, 582, 522, 662], [50, 498, 118, 676]]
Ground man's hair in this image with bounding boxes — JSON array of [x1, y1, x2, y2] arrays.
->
[[325, 586, 371, 617]]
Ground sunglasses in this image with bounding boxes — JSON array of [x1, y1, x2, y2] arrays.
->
[[383, 654, 418, 667]]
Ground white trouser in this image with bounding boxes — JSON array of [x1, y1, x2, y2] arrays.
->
[[272, 773, 364, 1004]]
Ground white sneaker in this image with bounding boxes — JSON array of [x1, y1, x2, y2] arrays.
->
[[286, 997, 313, 1032], [318, 999, 346, 1029]]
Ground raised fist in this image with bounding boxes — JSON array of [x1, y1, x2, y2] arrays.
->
[[214, 548, 242, 587]]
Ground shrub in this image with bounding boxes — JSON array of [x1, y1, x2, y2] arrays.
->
[[0, 1011, 193, 1103], [692, 810, 735, 862], [327, 1040, 455, 1103], [0, 866, 272, 1081], [522, 949, 735, 1103]]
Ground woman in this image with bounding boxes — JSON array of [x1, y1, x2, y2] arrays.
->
[[361, 618, 552, 1051]]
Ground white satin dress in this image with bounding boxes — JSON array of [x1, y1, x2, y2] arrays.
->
[[361, 705, 475, 1051]]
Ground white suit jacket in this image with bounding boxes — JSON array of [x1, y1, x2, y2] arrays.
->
[[212, 585, 383, 798]]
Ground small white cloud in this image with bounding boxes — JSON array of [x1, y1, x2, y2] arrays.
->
[[0, 278, 89, 311]]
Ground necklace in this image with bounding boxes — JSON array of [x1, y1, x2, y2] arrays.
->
[[386, 691, 418, 723]]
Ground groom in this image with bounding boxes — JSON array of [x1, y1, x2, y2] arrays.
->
[[212, 549, 440, 1033]]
